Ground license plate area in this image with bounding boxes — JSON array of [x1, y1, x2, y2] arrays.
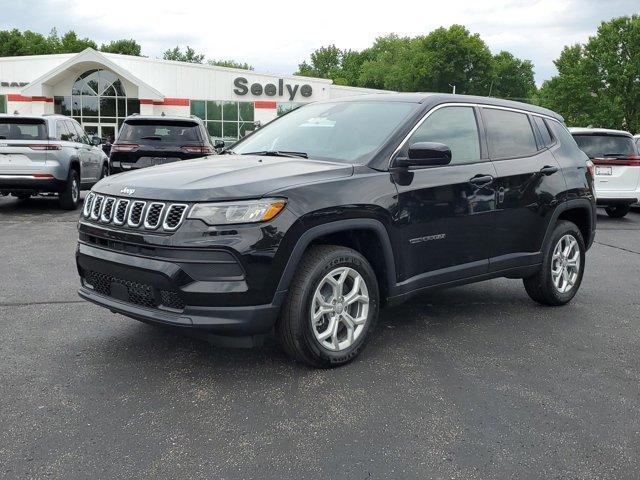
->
[[595, 166, 612, 176]]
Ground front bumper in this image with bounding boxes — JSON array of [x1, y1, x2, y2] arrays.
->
[[76, 241, 283, 337]]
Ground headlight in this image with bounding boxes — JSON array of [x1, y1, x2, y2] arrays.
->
[[188, 198, 286, 225]]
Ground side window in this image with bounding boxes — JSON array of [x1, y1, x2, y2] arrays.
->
[[547, 120, 579, 149], [406, 106, 481, 165], [533, 116, 553, 148], [56, 121, 72, 141], [71, 121, 89, 144], [483, 108, 538, 159], [63, 121, 80, 143]]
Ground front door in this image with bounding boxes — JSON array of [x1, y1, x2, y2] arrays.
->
[[393, 105, 497, 287]]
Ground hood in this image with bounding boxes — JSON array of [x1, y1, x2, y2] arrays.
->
[[94, 155, 354, 201]]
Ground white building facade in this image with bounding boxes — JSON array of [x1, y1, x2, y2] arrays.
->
[[0, 48, 385, 142]]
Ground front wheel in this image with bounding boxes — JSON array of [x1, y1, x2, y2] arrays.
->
[[276, 245, 379, 368], [604, 205, 630, 218], [523, 220, 586, 306], [59, 169, 80, 210], [99, 163, 108, 180]]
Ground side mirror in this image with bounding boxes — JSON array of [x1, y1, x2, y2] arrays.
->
[[91, 135, 102, 146], [214, 140, 225, 149], [394, 142, 452, 168]]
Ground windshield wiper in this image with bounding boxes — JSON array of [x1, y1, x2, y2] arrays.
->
[[242, 150, 308, 159], [140, 136, 162, 141]]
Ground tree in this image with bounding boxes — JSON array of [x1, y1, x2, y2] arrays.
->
[[163, 46, 205, 64], [490, 51, 536, 100], [58, 31, 97, 53], [207, 59, 253, 70], [539, 15, 640, 131], [100, 39, 142, 56]]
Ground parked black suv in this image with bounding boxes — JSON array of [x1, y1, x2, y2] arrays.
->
[[77, 94, 596, 367], [109, 115, 215, 174]]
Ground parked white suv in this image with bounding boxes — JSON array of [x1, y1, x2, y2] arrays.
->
[[570, 127, 640, 218], [0, 114, 108, 209]]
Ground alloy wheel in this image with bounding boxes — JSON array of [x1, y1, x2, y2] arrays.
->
[[551, 234, 581, 294], [310, 267, 370, 351]]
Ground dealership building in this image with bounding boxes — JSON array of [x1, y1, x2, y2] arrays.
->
[[0, 48, 384, 142]]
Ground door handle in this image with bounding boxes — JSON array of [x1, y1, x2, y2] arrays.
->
[[469, 174, 494, 186], [540, 165, 559, 175]]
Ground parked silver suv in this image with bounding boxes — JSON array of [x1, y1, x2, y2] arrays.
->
[[0, 114, 109, 209]]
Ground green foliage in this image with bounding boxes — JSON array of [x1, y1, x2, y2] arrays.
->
[[0, 28, 96, 56], [207, 59, 253, 70], [163, 46, 205, 64], [100, 39, 142, 56], [295, 26, 535, 99], [539, 15, 640, 132]]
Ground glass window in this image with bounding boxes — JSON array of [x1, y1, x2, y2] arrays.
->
[[232, 101, 418, 163], [223, 101, 238, 121], [190, 100, 205, 119], [0, 95, 7, 114], [126, 99, 140, 115], [277, 103, 301, 116], [64, 120, 81, 143], [406, 106, 480, 165], [573, 134, 636, 158], [54, 96, 72, 116], [483, 108, 538, 159], [117, 98, 126, 118], [239, 102, 254, 122], [81, 96, 99, 117], [0, 118, 47, 140], [223, 121, 238, 139], [533, 116, 553, 148], [100, 97, 117, 117], [207, 121, 222, 138], [56, 121, 73, 141], [119, 119, 203, 143], [206, 101, 223, 120]]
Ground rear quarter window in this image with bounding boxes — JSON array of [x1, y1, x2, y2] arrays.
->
[[482, 108, 538, 159], [0, 118, 47, 140]]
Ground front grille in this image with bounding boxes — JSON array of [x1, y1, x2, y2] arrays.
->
[[127, 201, 146, 227], [82, 195, 189, 233], [163, 204, 188, 231], [144, 203, 165, 229], [91, 195, 104, 220], [113, 199, 129, 225], [101, 197, 116, 222], [83, 270, 185, 312]]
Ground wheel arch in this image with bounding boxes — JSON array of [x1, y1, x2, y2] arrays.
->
[[275, 219, 397, 303], [544, 199, 596, 250]]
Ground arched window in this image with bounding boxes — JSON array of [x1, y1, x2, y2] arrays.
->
[[55, 69, 140, 130]]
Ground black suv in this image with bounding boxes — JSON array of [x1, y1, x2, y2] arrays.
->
[[109, 115, 215, 174], [77, 94, 596, 367]]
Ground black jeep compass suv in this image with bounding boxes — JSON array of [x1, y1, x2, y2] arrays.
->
[[76, 94, 596, 367]]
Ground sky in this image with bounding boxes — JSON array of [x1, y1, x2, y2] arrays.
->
[[0, 0, 638, 85]]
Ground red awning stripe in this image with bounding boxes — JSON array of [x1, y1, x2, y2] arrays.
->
[[7, 94, 53, 103], [254, 101, 277, 109], [139, 98, 190, 106]]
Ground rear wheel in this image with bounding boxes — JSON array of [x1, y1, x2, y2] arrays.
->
[[604, 205, 630, 218], [99, 163, 108, 180], [59, 169, 80, 210], [276, 245, 379, 368], [523, 220, 585, 306]]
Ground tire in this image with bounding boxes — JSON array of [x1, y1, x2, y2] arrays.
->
[[604, 205, 630, 218], [523, 220, 586, 306], [276, 245, 380, 368], [58, 169, 80, 210], [14, 193, 32, 200], [99, 163, 108, 180]]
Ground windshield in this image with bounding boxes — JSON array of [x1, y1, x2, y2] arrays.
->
[[118, 120, 202, 143], [573, 134, 636, 158], [231, 101, 417, 163], [0, 118, 47, 140]]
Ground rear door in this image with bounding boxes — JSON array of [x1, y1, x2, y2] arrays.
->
[[0, 118, 50, 175], [70, 120, 100, 181], [482, 107, 566, 271], [572, 133, 640, 194]]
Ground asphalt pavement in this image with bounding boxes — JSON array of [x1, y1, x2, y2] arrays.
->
[[1, 194, 639, 479]]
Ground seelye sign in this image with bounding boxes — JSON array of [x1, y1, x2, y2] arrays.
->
[[233, 77, 313, 101]]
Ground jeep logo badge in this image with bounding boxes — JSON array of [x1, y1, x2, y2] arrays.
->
[[120, 187, 135, 196]]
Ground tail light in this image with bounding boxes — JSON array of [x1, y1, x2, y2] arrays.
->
[[111, 144, 139, 152], [586, 160, 595, 179], [180, 146, 213, 154], [33, 173, 54, 179], [29, 144, 62, 151], [593, 155, 640, 166]]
